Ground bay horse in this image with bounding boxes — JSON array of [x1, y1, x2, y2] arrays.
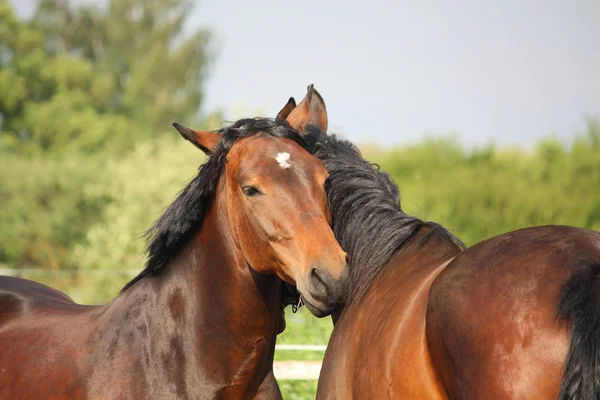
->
[[0, 117, 349, 399], [281, 86, 600, 399]]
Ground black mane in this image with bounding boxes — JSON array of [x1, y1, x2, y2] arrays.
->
[[122, 118, 309, 291], [303, 125, 465, 303]]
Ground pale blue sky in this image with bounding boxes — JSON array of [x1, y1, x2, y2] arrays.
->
[[12, 0, 600, 148]]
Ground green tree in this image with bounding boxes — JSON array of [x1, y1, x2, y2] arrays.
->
[[0, 0, 217, 270], [32, 0, 212, 138], [0, 2, 122, 154], [377, 118, 600, 246], [0, 0, 213, 155]]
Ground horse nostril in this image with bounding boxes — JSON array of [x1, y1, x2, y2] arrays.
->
[[311, 268, 327, 286], [308, 267, 330, 301]]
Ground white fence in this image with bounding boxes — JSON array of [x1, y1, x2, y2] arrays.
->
[[274, 360, 322, 380], [274, 345, 326, 380]]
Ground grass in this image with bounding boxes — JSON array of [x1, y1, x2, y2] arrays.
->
[[279, 381, 319, 400]]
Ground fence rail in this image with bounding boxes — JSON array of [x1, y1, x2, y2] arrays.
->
[[274, 361, 322, 380], [275, 344, 327, 352]]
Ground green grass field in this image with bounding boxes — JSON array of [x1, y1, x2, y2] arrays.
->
[[278, 381, 319, 400]]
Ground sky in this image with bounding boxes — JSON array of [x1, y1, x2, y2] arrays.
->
[[11, 0, 600, 149]]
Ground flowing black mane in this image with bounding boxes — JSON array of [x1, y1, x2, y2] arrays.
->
[[122, 118, 308, 291], [303, 125, 465, 303]]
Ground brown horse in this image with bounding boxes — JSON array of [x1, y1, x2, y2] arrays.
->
[[282, 86, 600, 400], [0, 117, 348, 399]]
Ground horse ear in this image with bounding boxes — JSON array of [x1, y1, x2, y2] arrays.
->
[[285, 84, 328, 134], [276, 97, 297, 120], [172, 122, 220, 155]]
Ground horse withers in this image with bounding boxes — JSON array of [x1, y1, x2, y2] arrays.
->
[[0, 117, 348, 399], [283, 85, 600, 400]]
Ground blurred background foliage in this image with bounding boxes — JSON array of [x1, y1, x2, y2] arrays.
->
[[0, 0, 215, 156], [1, 1, 599, 398], [1, 0, 221, 275]]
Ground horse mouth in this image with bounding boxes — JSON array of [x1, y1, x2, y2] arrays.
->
[[281, 281, 332, 317], [299, 294, 330, 318]]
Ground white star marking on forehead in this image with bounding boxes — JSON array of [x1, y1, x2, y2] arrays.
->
[[275, 152, 292, 169]]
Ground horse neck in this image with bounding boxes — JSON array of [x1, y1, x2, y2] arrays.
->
[[106, 202, 283, 392], [331, 224, 462, 326], [388, 224, 462, 277]]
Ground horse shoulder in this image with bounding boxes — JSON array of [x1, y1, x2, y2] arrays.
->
[[318, 253, 452, 399]]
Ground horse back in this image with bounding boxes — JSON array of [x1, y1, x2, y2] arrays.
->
[[0, 276, 108, 399], [0, 275, 75, 320], [426, 225, 600, 400]]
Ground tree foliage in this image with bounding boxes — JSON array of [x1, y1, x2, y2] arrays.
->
[[374, 118, 600, 246], [0, 0, 212, 155], [0, 0, 217, 272]]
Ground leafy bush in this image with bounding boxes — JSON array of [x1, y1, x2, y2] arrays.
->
[[0, 153, 112, 270], [68, 135, 206, 301], [375, 121, 600, 246]]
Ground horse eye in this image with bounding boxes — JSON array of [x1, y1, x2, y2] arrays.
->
[[242, 186, 262, 197]]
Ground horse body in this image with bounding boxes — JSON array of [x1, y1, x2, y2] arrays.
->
[[318, 224, 600, 399], [0, 195, 283, 399], [0, 117, 348, 399]]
